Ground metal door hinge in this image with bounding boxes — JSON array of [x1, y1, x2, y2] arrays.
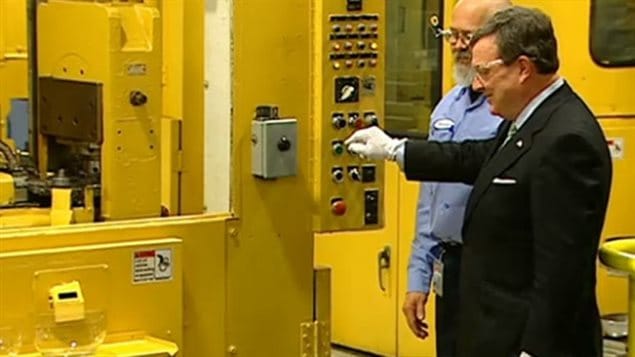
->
[[300, 320, 330, 357]]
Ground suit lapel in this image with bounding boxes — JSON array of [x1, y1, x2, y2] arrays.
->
[[463, 83, 574, 228]]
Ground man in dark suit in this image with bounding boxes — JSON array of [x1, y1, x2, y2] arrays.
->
[[345, 6, 612, 357]]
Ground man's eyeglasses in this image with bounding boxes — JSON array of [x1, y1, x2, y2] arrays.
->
[[473, 58, 505, 80], [440, 29, 474, 44]]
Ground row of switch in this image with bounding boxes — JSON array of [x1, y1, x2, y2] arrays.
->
[[331, 165, 376, 183], [333, 59, 377, 70], [332, 23, 378, 33], [332, 41, 378, 51], [332, 112, 378, 129]]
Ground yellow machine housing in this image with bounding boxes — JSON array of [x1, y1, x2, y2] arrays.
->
[[0, 171, 15, 205], [312, 0, 386, 232], [36, 0, 162, 221]]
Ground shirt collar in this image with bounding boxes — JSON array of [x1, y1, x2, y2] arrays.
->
[[455, 85, 486, 108], [514, 77, 564, 129]]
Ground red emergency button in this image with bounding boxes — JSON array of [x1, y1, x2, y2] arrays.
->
[[331, 199, 347, 216]]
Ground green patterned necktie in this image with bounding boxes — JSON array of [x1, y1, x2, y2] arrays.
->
[[502, 122, 519, 147]]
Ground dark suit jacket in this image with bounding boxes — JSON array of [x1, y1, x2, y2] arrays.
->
[[404, 83, 612, 357]]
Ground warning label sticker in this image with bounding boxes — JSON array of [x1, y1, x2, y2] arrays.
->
[[607, 137, 625, 160], [133, 249, 173, 284]]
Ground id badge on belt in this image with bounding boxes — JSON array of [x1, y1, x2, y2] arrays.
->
[[432, 257, 444, 297]]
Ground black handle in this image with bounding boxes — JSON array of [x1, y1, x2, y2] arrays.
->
[[377, 246, 391, 292]]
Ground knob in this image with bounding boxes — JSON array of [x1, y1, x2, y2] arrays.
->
[[370, 24, 378, 32], [331, 199, 347, 216], [369, 59, 378, 67], [357, 60, 366, 68], [339, 85, 355, 101], [277, 136, 291, 151], [370, 42, 379, 50], [332, 25, 341, 32], [332, 168, 345, 183], [364, 113, 379, 126], [333, 62, 341, 70], [357, 41, 366, 50], [345, 24, 353, 32], [332, 142, 345, 156], [332, 114, 347, 129], [349, 167, 361, 181], [345, 60, 353, 68], [332, 43, 341, 51], [129, 91, 148, 106], [344, 41, 353, 50], [358, 24, 366, 32]]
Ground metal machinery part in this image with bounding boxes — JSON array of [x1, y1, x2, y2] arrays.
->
[[312, 0, 386, 232], [31, 0, 161, 222]]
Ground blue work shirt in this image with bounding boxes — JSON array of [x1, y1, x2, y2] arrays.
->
[[407, 85, 502, 293]]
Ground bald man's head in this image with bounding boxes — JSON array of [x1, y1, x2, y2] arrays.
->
[[450, 0, 512, 86], [454, 0, 512, 28]]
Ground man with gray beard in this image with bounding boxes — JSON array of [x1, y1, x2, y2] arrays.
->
[[401, 0, 510, 355]]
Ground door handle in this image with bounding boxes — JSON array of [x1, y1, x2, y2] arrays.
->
[[377, 245, 391, 292]]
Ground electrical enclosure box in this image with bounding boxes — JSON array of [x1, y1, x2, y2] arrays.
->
[[252, 118, 298, 179]]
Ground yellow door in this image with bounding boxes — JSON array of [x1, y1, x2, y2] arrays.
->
[[315, 163, 400, 356]]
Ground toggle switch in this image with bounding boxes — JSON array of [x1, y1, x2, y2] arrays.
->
[[348, 112, 361, 128], [348, 166, 361, 181], [331, 198, 347, 216]]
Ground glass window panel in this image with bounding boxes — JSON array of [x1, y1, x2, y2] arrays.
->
[[385, 0, 442, 136], [590, 0, 635, 67]]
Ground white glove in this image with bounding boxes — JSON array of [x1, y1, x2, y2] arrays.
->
[[344, 126, 406, 161]]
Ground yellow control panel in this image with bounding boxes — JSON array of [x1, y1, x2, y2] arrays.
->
[[312, 0, 385, 232]]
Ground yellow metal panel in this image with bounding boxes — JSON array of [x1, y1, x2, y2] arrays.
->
[[0, 237, 182, 355], [179, 0, 204, 215], [160, 0, 184, 215], [596, 119, 635, 315], [0, 0, 28, 141], [0, 215, 228, 357], [315, 163, 400, 356], [312, 0, 386, 232], [396, 175, 436, 357], [37, 0, 162, 220], [0, 172, 15, 205], [231, 0, 314, 355]]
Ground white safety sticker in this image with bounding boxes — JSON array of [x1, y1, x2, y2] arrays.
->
[[127, 63, 147, 76], [607, 137, 625, 160], [133, 249, 173, 284]]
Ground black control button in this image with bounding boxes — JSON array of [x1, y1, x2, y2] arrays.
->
[[277, 136, 291, 151], [361, 165, 376, 182], [332, 113, 347, 129]]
